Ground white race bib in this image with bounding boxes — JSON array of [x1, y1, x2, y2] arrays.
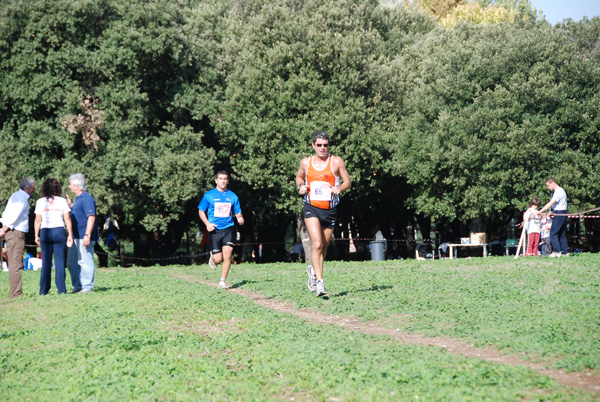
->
[[309, 181, 332, 201], [214, 202, 232, 218]]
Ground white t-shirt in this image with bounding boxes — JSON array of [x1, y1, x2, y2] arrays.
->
[[524, 208, 541, 234], [34, 196, 71, 229], [551, 186, 567, 211], [0, 189, 31, 232]]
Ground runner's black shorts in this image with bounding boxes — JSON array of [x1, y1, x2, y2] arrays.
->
[[209, 226, 235, 254], [303, 203, 337, 229]]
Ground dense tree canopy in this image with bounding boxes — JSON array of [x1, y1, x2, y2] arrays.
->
[[0, 0, 598, 257], [376, 20, 600, 223], [0, 0, 217, 243]]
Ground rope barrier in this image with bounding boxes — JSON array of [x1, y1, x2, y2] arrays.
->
[[9, 207, 599, 264], [549, 206, 600, 217], [94, 249, 211, 263], [85, 238, 419, 264]]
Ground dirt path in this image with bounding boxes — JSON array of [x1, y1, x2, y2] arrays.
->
[[172, 274, 600, 395]]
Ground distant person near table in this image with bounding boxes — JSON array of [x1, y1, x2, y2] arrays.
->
[[539, 178, 569, 257]]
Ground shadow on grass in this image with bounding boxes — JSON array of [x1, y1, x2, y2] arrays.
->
[[231, 279, 273, 289], [92, 285, 143, 292], [332, 284, 393, 297]]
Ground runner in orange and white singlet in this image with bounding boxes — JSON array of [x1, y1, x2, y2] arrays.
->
[[303, 154, 341, 210], [296, 131, 351, 297]]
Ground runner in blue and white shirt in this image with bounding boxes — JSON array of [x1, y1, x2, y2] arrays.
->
[[198, 170, 244, 289]]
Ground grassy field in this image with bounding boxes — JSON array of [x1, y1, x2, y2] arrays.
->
[[1, 254, 598, 401]]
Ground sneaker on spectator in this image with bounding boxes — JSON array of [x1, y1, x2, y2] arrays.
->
[[306, 265, 317, 292], [548, 252, 562, 258], [316, 279, 327, 297], [218, 280, 230, 290], [208, 254, 217, 270]]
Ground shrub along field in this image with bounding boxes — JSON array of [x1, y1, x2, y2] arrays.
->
[[1, 254, 598, 401]]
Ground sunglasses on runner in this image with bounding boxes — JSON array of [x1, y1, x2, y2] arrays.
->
[[315, 143, 329, 147]]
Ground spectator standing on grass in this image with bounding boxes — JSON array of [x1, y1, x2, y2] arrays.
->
[[34, 178, 74, 295], [538, 178, 569, 257], [198, 170, 244, 289], [539, 214, 553, 256], [523, 197, 541, 256], [296, 131, 351, 297], [66, 174, 99, 293], [0, 177, 36, 298]]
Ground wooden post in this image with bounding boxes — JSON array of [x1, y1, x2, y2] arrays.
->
[[514, 224, 527, 259]]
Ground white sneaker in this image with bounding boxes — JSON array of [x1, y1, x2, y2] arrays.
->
[[208, 254, 217, 270], [548, 252, 562, 258], [316, 279, 327, 297], [306, 265, 317, 292], [218, 280, 229, 290]]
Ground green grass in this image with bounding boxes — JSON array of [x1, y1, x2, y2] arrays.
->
[[0, 254, 598, 401], [220, 254, 599, 372]]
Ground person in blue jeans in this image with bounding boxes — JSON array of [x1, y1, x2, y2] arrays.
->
[[66, 173, 99, 293], [34, 178, 74, 295], [539, 177, 569, 257]]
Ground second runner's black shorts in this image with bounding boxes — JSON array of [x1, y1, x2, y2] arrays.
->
[[209, 226, 235, 254]]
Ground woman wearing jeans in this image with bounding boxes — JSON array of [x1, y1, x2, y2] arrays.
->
[[34, 178, 73, 295]]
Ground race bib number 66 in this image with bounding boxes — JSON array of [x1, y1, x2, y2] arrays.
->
[[309, 181, 332, 201]]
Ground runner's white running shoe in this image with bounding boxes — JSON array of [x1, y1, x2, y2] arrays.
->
[[306, 265, 317, 292], [208, 254, 217, 269], [316, 279, 327, 297], [218, 280, 229, 289]]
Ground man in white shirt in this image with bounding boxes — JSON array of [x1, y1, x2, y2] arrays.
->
[[539, 177, 569, 257], [0, 178, 36, 297]]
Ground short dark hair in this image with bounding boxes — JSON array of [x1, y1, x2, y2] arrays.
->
[[41, 178, 62, 199], [312, 131, 330, 143], [529, 197, 540, 207], [215, 170, 229, 179], [546, 177, 557, 184]]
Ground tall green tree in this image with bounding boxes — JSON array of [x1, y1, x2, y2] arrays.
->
[[0, 0, 218, 250], [194, 0, 383, 245], [374, 18, 600, 229]]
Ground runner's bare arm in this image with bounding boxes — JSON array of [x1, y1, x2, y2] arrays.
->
[[296, 157, 309, 195], [235, 212, 245, 225], [332, 156, 351, 195]]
